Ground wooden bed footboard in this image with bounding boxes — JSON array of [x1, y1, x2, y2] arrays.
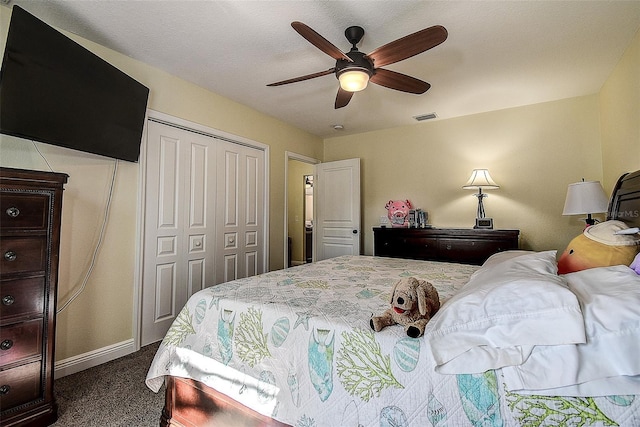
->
[[161, 376, 292, 427]]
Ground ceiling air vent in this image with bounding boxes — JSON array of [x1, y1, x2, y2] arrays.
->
[[413, 113, 437, 122]]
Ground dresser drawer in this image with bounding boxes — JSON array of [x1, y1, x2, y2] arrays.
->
[[438, 238, 511, 264], [0, 193, 49, 231], [375, 235, 438, 259], [0, 361, 42, 411], [400, 237, 438, 258], [0, 319, 43, 366], [1, 277, 45, 324], [0, 237, 47, 275]]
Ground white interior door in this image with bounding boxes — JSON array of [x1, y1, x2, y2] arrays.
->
[[314, 158, 361, 261], [141, 120, 216, 346]]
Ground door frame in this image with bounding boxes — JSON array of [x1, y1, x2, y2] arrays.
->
[[135, 110, 270, 349], [284, 151, 319, 268]]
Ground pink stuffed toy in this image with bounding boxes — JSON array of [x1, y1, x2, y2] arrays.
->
[[385, 199, 412, 228]]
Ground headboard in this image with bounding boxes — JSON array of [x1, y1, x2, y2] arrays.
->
[[607, 169, 640, 229]]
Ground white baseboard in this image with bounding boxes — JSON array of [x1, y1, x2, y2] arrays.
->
[[54, 339, 136, 379]]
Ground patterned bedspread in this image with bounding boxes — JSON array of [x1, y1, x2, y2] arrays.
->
[[146, 255, 640, 426]]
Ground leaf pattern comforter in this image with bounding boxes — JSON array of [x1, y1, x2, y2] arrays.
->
[[146, 255, 640, 426]]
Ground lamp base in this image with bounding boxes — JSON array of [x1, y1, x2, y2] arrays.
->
[[474, 218, 494, 229]]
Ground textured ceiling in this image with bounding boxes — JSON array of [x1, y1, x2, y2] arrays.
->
[[5, 1, 640, 138]]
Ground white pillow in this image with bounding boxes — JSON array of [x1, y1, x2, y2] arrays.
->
[[425, 250, 586, 374], [502, 265, 640, 396], [480, 250, 535, 268]]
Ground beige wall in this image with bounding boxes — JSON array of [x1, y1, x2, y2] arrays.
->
[[0, 6, 322, 361], [600, 28, 640, 191], [324, 95, 603, 256]]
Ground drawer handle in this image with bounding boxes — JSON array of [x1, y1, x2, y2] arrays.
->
[[4, 251, 17, 262], [5, 206, 20, 218], [0, 339, 13, 351], [2, 295, 15, 306], [0, 385, 10, 395], [446, 244, 452, 250]]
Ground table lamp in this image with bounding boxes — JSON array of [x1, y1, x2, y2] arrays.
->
[[463, 169, 499, 229], [562, 180, 609, 226]]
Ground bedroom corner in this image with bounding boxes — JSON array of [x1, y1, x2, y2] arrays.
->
[[600, 27, 640, 192]]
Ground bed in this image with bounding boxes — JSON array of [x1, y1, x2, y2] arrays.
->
[[146, 169, 640, 427]]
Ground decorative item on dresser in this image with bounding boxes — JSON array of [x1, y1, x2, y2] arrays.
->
[[373, 227, 519, 265], [0, 167, 68, 427], [462, 168, 500, 229]]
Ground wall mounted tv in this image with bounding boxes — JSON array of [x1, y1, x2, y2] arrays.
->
[[0, 6, 149, 162]]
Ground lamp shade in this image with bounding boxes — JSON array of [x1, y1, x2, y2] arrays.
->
[[462, 169, 499, 190], [562, 181, 609, 215], [338, 69, 370, 92]]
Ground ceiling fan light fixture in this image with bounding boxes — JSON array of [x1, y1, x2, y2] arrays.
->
[[338, 69, 370, 92]]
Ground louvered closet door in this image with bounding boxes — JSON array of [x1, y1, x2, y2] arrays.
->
[[141, 121, 217, 346], [216, 140, 265, 284]]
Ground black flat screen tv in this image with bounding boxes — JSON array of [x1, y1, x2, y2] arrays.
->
[[0, 6, 149, 162]]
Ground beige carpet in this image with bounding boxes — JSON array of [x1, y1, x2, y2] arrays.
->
[[52, 342, 164, 427]]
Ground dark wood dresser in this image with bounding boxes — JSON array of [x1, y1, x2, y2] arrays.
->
[[0, 168, 67, 426], [373, 227, 519, 265]]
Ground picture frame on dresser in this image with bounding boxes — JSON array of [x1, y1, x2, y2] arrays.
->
[[1, 167, 68, 427]]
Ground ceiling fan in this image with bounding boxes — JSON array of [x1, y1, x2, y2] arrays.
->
[[267, 22, 448, 109]]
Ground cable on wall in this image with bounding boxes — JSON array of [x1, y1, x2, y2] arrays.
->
[[57, 159, 118, 313], [33, 141, 54, 172]]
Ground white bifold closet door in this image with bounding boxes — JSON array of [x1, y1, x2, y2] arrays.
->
[[141, 120, 265, 346], [216, 140, 265, 284]]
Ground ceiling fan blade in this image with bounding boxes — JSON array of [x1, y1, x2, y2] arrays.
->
[[335, 88, 354, 109], [370, 68, 431, 94], [366, 25, 448, 68], [291, 21, 353, 62], [267, 68, 335, 86]]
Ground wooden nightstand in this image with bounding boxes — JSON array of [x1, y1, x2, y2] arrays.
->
[[373, 227, 519, 265]]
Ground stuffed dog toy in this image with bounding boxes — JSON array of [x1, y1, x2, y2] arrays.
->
[[370, 277, 440, 338]]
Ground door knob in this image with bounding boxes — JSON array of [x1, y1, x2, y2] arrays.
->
[[352, 230, 358, 234]]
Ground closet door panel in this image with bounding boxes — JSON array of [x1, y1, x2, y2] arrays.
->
[[188, 144, 208, 228], [223, 151, 239, 227], [223, 254, 238, 283], [184, 140, 215, 296], [216, 142, 265, 284], [157, 136, 180, 228], [154, 263, 177, 320], [143, 126, 186, 345], [245, 155, 258, 226], [142, 121, 216, 345], [245, 251, 258, 278]]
